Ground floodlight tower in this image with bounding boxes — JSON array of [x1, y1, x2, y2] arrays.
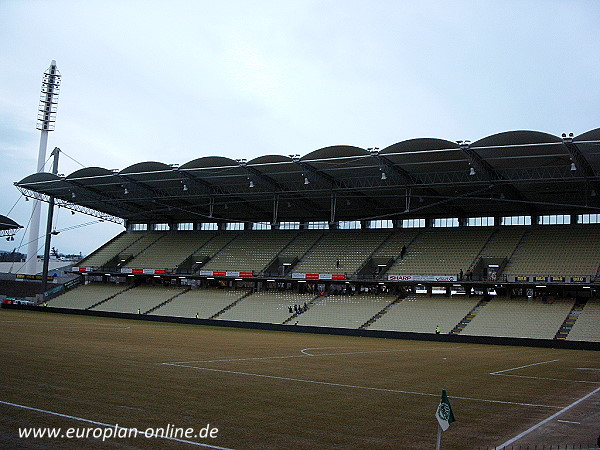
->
[[25, 61, 61, 275]]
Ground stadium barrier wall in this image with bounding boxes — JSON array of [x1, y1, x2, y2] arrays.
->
[[2, 303, 599, 351]]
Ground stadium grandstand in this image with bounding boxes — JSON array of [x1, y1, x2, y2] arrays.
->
[[11, 128, 600, 343]]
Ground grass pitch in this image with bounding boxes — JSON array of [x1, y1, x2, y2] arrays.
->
[[0, 309, 598, 449]]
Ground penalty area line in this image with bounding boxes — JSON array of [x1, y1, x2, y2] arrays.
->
[[0, 400, 232, 449], [490, 373, 600, 384], [171, 345, 464, 364], [162, 363, 561, 409], [490, 359, 560, 375], [496, 385, 600, 449]]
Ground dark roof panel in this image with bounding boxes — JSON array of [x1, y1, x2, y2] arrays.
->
[[66, 167, 114, 179], [576, 128, 600, 141], [248, 155, 292, 165], [381, 138, 459, 154], [18, 173, 61, 184], [180, 156, 238, 170], [0, 214, 22, 230], [471, 130, 561, 148], [120, 162, 172, 174], [302, 146, 368, 161]]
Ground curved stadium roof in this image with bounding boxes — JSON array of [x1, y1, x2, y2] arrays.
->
[[14, 129, 600, 224], [0, 214, 22, 232]]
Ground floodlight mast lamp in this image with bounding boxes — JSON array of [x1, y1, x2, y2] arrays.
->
[[25, 61, 61, 275]]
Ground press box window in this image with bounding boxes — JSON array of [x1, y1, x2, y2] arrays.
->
[[200, 223, 218, 231], [538, 215, 571, 225], [226, 222, 245, 231], [176, 223, 194, 231], [501, 216, 532, 226]]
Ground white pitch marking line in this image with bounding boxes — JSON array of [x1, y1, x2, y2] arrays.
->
[[162, 362, 561, 409], [490, 359, 560, 375], [557, 419, 581, 424], [0, 400, 232, 449], [497, 385, 600, 449], [576, 367, 600, 371], [299, 348, 434, 357], [171, 346, 461, 364], [300, 346, 345, 356], [491, 373, 600, 384], [171, 354, 309, 364]]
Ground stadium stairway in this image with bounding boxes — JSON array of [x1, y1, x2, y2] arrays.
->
[[86, 284, 136, 310], [352, 230, 394, 278], [209, 289, 253, 319], [554, 298, 588, 340], [112, 233, 167, 270], [174, 233, 223, 273], [466, 228, 500, 275], [281, 295, 320, 324], [499, 229, 530, 276], [290, 232, 327, 272], [449, 295, 491, 334], [194, 233, 240, 271], [144, 286, 192, 315], [261, 231, 302, 275], [358, 295, 403, 329]]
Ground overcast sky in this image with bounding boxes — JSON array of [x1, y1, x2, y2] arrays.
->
[[1, 0, 599, 257]]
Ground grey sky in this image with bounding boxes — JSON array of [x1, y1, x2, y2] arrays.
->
[[1, 0, 599, 256]]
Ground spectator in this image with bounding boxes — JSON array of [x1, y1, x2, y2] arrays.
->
[[400, 245, 407, 259]]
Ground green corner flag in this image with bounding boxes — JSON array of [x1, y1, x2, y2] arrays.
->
[[436, 389, 456, 432]]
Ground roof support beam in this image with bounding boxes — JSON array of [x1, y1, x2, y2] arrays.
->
[[370, 152, 416, 185], [15, 186, 124, 224], [370, 151, 465, 217], [177, 169, 273, 221], [118, 174, 225, 222], [62, 178, 149, 218], [293, 158, 394, 216], [563, 133, 597, 179], [459, 141, 536, 215], [237, 161, 323, 216]]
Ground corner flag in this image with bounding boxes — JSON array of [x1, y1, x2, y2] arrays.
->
[[436, 389, 456, 431]]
